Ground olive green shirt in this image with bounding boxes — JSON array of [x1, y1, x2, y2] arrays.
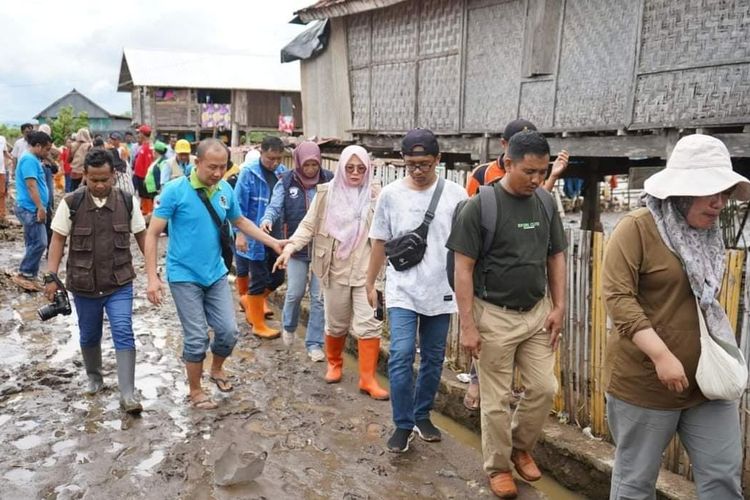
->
[[446, 183, 566, 309]]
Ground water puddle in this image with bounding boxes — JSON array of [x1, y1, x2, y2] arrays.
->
[[135, 449, 165, 476], [4, 467, 34, 484], [13, 434, 44, 450], [52, 438, 77, 454]]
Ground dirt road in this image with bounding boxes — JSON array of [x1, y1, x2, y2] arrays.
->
[[1, 221, 557, 499]]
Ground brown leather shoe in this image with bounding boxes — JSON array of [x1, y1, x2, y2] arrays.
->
[[489, 472, 517, 498], [511, 448, 542, 482]]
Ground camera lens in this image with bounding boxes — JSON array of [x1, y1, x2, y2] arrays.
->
[[37, 303, 57, 321]]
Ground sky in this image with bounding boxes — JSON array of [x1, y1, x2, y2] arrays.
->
[[0, 0, 313, 123]]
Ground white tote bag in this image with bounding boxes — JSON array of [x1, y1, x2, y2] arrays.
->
[[694, 299, 748, 400]]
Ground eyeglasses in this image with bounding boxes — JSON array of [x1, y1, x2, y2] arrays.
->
[[405, 161, 434, 172], [345, 165, 367, 174]]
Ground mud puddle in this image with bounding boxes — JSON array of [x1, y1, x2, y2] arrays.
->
[[0, 226, 576, 499]]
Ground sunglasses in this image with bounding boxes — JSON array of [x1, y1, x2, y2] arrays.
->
[[345, 165, 367, 174]]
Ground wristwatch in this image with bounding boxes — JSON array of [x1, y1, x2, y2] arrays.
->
[[42, 272, 58, 285]]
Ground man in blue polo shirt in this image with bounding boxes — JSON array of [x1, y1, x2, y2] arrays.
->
[[145, 138, 285, 410], [13, 131, 52, 290]]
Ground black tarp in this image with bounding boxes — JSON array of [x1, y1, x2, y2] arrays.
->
[[280, 19, 330, 63]]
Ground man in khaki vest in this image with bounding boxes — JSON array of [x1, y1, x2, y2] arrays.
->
[[45, 148, 146, 415]]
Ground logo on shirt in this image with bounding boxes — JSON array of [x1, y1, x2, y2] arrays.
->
[[517, 221, 540, 230], [219, 195, 229, 209], [289, 186, 300, 199]]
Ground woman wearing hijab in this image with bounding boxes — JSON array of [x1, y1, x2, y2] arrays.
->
[[602, 134, 749, 499], [274, 145, 388, 400], [261, 141, 333, 361], [68, 128, 92, 191]]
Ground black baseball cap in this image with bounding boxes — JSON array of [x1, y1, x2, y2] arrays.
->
[[109, 131, 123, 140], [502, 119, 537, 140], [402, 128, 439, 156]]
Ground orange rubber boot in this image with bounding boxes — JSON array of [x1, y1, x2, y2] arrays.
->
[[235, 276, 249, 311], [247, 294, 280, 339], [324, 334, 346, 384], [357, 338, 389, 400]]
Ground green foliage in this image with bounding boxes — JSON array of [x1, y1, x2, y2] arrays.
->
[[247, 131, 279, 144], [49, 105, 89, 144], [0, 124, 21, 144]]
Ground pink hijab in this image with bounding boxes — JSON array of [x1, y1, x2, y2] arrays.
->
[[292, 141, 322, 190], [325, 145, 372, 260]]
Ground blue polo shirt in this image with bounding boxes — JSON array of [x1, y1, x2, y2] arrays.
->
[[153, 173, 241, 286], [15, 151, 49, 212]]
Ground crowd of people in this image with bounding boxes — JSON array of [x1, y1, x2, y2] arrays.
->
[[3, 118, 748, 499]]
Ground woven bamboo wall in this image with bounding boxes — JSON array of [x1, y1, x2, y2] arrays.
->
[[462, 0, 525, 132], [553, 0, 640, 129]]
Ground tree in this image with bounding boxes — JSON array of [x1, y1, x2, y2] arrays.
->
[[0, 124, 21, 144], [49, 105, 89, 144]]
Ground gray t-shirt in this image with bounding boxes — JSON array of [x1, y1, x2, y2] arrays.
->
[[370, 177, 467, 315], [446, 183, 567, 309]]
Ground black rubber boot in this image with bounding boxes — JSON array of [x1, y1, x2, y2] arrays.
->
[[115, 350, 143, 415], [81, 345, 104, 395]]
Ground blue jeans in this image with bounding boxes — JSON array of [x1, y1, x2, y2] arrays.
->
[[15, 206, 47, 277], [74, 283, 135, 350], [235, 254, 250, 277], [169, 276, 238, 362], [283, 257, 324, 351], [387, 308, 451, 430]]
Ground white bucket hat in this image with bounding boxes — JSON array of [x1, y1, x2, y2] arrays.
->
[[644, 134, 750, 201]]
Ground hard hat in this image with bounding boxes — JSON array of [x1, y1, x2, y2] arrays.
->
[[175, 139, 191, 154]]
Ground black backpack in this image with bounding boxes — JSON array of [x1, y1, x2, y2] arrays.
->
[[446, 185, 555, 290]]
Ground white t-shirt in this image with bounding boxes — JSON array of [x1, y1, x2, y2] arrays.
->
[[11, 137, 27, 160], [51, 193, 146, 236], [370, 176, 467, 315], [0, 136, 6, 174]]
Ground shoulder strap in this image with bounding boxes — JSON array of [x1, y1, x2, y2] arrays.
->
[[194, 188, 224, 229], [477, 185, 497, 256], [534, 187, 555, 222], [66, 189, 87, 220], [114, 188, 133, 219], [422, 176, 445, 226]]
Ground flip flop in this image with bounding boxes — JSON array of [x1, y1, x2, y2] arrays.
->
[[463, 384, 481, 411], [190, 393, 218, 410], [209, 375, 234, 393]]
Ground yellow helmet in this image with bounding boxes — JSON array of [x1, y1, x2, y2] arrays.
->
[[175, 139, 191, 154]]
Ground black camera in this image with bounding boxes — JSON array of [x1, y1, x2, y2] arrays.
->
[[38, 273, 72, 321]]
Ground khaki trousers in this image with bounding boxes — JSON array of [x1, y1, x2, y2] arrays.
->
[[475, 296, 557, 475], [323, 281, 382, 339]]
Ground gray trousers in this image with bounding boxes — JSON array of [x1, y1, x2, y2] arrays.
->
[[607, 394, 742, 500]]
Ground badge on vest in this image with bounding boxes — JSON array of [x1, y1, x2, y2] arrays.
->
[[289, 186, 300, 199], [219, 194, 229, 209]]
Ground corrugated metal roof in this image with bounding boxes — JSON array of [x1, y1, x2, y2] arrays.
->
[[117, 48, 301, 92], [35, 88, 118, 120], [294, 0, 407, 22]]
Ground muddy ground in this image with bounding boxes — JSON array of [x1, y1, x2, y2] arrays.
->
[[0, 219, 557, 500]]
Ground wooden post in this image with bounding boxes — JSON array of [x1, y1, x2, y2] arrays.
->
[[479, 132, 490, 163], [581, 159, 601, 231]]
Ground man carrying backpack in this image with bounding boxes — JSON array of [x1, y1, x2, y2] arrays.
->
[[447, 130, 567, 499], [44, 148, 146, 415]]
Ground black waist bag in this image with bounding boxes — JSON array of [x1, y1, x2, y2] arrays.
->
[[384, 177, 444, 272], [195, 188, 235, 271]]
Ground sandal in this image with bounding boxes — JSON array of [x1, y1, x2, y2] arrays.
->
[[463, 383, 480, 411], [209, 375, 234, 393], [190, 393, 218, 410]]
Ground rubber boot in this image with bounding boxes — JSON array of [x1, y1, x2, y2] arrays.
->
[[81, 345, 104, 395], [357, 338, 389, 400], [115, 350, 143, 415], [262, 290, 274, 318], [324, 334, 346, 384], [236, 276, 249, 312], [247, 294, 280, 339]]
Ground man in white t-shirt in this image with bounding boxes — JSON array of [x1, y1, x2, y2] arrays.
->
[[366, 128, 467, 453], [0, 135, 9, 222], [45, 147, 146, 415], [11, 123, 33, 180]]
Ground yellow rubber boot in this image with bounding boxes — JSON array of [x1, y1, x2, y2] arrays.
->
[[324, 334, 346, 384], [357, 338, 389, 400], [247, 294, 280, 339]]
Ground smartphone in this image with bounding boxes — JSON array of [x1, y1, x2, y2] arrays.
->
[[375, 290, 385, 321]]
